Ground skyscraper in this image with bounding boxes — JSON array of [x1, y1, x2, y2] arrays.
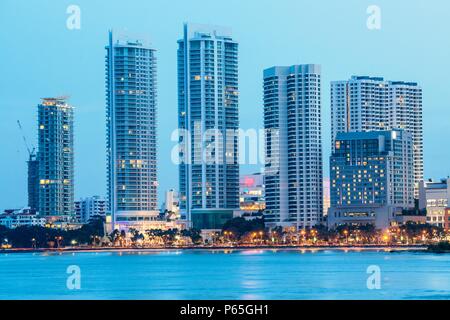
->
[[177, 23, 239, 229], [38, 97, 74, 217], [264, 65, 323, 229], [106, 31, 158, 231], [328, 130, 414, 229], [331, 76, 423, 196]]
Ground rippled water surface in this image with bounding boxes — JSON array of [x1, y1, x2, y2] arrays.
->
[[1, 249, 449, 299]]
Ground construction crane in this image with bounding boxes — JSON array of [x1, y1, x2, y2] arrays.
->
[[17, 120, 36, 157]]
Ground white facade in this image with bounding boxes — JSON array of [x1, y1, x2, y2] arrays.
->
[[331, 76, 423, 197], [0, 208, 46, 229], [419, 178, 450, 228], [74, 196, 107, 224], [323, 178, 330, 217], [106, 31, 159, 231], [263, 65, 323, 229], [163, 189, 179, 215], [177, 23, 240, 225]]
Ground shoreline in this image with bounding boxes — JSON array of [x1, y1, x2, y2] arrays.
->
[[0, 244, 429, 254]]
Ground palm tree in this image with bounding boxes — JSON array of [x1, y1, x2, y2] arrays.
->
[[109, 229, 120, 246]]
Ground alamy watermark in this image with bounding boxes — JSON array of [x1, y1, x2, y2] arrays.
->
[[66, 265, 81, 290], [66, 5, 81, 30], [366, 5, 381, 30], [366, 265, 381, 290], [170, 124, 280, 173]]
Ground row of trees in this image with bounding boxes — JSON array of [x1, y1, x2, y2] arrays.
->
[[110, 228, 203, 247], [0, 216, 105, 248], [0, 214, 446, 248], [219, 217, 446, 245], [0, 216, 203, 249]]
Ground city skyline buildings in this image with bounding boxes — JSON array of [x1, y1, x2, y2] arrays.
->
[[106, 30, 159, 230], [177, 23, 240, 227], [17, 24, 430, 227], [239, 172, 265, 213], [263, 64, 323, 229], [328, 129, 415, 229], [331, 76, 423, 197], [37, 97, 74, 217], [2, 1, 448, 214]]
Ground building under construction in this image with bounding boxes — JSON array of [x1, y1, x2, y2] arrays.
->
[[27, 153, 39, 212]]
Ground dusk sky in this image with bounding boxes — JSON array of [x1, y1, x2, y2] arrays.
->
[[1, 0, 449, 210]]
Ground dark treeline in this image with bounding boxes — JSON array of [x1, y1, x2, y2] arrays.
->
[[0, 216, 104, 248]]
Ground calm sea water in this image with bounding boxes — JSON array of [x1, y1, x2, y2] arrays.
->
[[0, 249, 449, 300]]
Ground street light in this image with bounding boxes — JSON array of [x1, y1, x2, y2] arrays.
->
[[300, 229, 306, 244], [343, 230, 349, 244]]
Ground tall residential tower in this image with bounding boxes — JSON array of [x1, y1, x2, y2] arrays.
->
[[106, 31, 158, 230], [177, 24, 239, 229], [38, 97, 74, 218], [264, 65, 323, 229], [331, 76, 423, 196]]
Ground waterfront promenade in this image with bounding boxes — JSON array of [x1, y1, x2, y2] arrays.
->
[[0, 244, 428, 254]]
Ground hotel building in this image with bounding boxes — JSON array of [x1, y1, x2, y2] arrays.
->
[[328, 130, 414, 229], [331, 76, 423, 197]]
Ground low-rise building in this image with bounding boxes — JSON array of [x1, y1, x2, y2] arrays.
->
[[143, 220, 187, 231], [0, 208, 46, 229], [191, 209, 236, 230], [394, 214, 427, 226], [240, 211, 264, 221], [74, 196, 107, 224], [106, 215, 188, 233], [239, 173, 265, 213], [445, 208, 450, 231], [162, 189, 180, 217], [419, 178, 450, 228]]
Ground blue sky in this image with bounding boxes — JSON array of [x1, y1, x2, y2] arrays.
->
[[0, 0, 449, 210]]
